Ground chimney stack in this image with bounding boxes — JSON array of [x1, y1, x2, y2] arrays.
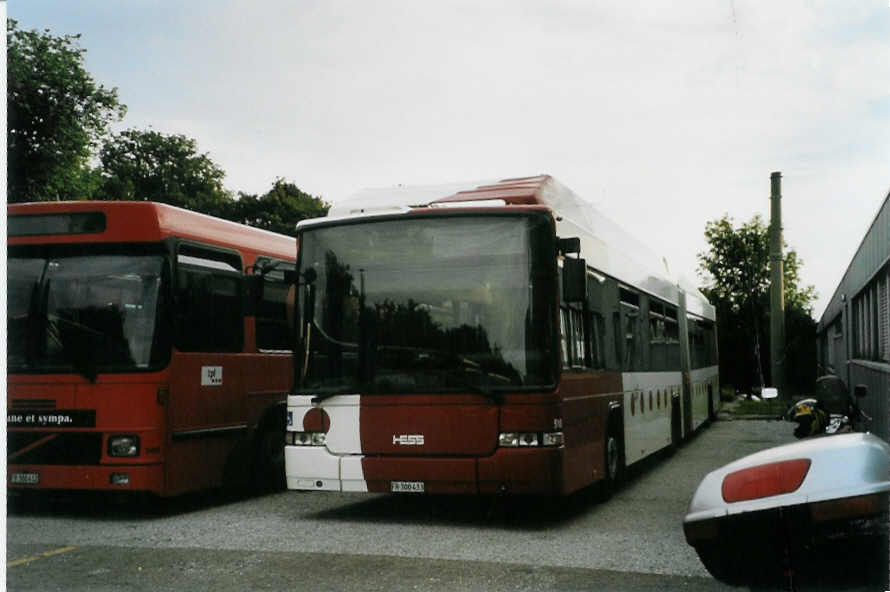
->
[[769, 172, 786, 396]]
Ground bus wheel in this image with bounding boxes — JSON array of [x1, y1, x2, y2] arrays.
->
[[254, 421, 286, 492], [598, 421, 623, 500]]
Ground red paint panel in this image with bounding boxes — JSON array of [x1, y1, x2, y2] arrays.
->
[[243, 354, 291, 429], [8, 379, 77, 409], [477, 447, 564, 495], [498, 399, 559, 432], [75, 381, 165, 430], [558, 371, 623, 398], [167, 353, 246, 431], [302, 408, 330, 433], [554, 371, 622, 492], [359, 399, 498, 455]]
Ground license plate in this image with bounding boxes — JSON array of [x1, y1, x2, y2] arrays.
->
[[10, 472, 39, 485], [391, 481, 424, 493]]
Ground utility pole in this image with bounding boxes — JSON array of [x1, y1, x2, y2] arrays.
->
[[769, 172, 786, 397]]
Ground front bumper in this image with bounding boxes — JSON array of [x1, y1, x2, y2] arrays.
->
[[8, 463, 165, 494], [285, 445, 566, 495]]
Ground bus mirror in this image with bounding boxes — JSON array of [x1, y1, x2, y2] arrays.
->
[[558, 237, 581, 255], [563, 258, 587, 303], [244, 274, 264, 315]]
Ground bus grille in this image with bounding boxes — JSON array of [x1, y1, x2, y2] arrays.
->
[[8, 432, 103, 466]]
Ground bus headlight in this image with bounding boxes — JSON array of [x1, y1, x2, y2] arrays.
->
[[286, 431, 327, 447], [499, 433, 520, 447], [499, 432, 564, 448], [519, 433, 539, 446], [108, 435, 140, 457], [542, 432, 564, 446]]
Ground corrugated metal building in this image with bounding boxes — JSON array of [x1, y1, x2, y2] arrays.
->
[[817, 190, 890, 442]]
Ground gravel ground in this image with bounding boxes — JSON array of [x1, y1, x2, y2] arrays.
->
[[8, 419, 795, 580]]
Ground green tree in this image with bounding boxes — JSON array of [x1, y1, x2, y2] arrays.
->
[[232, 178, 330, 236], [697, 214, 817, 395], [7, 20, 126, 202], [698, 215, 816, 315], [96, 129, 234, 215]]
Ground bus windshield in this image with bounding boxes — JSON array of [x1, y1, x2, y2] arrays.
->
[[8, 247, 168, 379], [297, 213, 555, 394]]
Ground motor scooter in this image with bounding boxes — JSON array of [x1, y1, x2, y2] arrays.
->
[[784, 376, 871, 438], [684, 383, 888, 590]]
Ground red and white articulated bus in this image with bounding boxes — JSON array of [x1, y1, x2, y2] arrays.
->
[[8, 201, 296, 497], [285, 175, 718, 496]]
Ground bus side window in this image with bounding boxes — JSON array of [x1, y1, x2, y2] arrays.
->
[[561, 306, 593, 371], [612, 311, 623, 369], [649, 300, 666, 372], [588, 311, 605, 370], [619, 286, 640, 371], [175, 247, 243, 352], [571, 308, 587, 369], [255, 259, 296, 352], [664, 304, 680, 368], [560, 308, 570, 368]]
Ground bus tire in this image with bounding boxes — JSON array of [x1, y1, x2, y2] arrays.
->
[[598, 416, 624, 500], [254, 417, 286, 492]]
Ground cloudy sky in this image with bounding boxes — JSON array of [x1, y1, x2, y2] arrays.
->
[[11, 1, 889, 318]]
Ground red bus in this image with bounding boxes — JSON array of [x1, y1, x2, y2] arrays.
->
[[284, 175, 719, 496], [8, 201, 296, 497]]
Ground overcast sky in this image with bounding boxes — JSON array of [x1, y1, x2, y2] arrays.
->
[[11, 1, 889, 318]]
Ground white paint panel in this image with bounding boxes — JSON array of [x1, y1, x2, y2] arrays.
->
[[622, 371, 681, 465], [284, 447, 340, 491], [285, 394, 362, 453], [689, 366, 719, 431], [340, 456, 368, 492], [285, 395, 313, 432], [319, 395, 363, 454], [285, 394, 365, 491]]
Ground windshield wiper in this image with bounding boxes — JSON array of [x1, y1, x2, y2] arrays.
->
[[449, 370, 504, 405]]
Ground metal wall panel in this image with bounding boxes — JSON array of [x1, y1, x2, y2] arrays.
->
[[850, 361, 890, 443], [819, 193, 890, 329]]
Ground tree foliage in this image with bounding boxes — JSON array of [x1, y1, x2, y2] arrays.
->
[[698, 214, 817, 394], [97, 130, 329, 235], [96, 129, 233, 214], [698, 215, 816, 316], [7, 20, 126, 202], [233, 179, 330, 236]]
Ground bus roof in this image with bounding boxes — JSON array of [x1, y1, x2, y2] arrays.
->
[[8, 201, 296, 261], [312, 175, 714, 319]]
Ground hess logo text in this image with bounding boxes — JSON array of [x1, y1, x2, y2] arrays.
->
[[393, 434, 425, 446]]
